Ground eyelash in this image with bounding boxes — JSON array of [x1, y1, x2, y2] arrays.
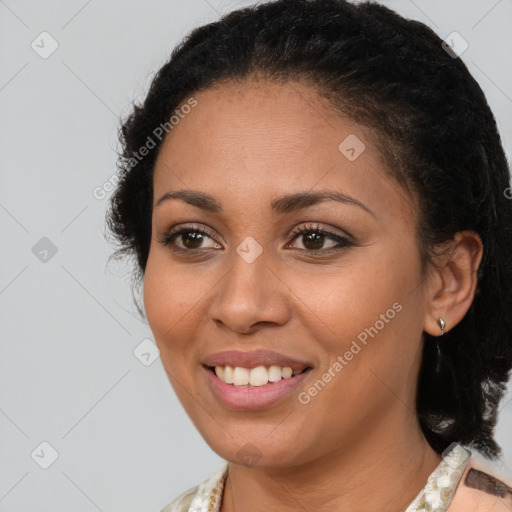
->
[[157, 222, 354, 256]]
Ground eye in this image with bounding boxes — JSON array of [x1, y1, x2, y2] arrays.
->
[[157, 224, 220, 252], [287, 223, 354, 254], [157, 222, 354, 255]]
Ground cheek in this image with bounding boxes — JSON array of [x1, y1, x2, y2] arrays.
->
[[143, 259, 169, 337], [291, 251, 412, 333], [144, 249, 195, 328], [143, 250, 218, 376], [296, 244, 423, 375], [143, 252, 191, 349]]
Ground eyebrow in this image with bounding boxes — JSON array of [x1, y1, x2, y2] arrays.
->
[[154, 189, 374, 217]]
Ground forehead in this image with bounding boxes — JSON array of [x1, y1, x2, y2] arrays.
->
[[152, 79, 413, 219]]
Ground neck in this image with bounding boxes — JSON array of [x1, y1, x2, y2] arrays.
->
[[220, 412, 442, 512]]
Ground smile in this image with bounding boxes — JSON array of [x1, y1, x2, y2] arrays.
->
[[209, 365, 310, 386], [203, 364, 313, 410]]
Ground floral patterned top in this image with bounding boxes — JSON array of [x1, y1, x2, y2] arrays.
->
[[160, 443, 512, 512]]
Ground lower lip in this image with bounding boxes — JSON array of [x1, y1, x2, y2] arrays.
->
[[203, 366, 312, 411]]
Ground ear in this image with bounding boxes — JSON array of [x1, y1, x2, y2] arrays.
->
[[423, 230, 483, 336]]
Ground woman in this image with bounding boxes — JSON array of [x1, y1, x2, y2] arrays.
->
[[106, 0, 512, 510]]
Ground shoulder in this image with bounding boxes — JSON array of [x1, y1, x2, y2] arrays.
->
[[448, 452, 512, 512], [159, 485, 197, 512], [160, 464, 229, 512]]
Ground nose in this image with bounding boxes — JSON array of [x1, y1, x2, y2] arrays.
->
[[208, 247, 291, 334]]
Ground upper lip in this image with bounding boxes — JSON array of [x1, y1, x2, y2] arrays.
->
[[203, 349, 312, 371]]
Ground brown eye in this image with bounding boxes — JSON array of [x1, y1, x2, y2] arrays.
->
[[157, 222, 354, 256], [298, 231, 328, 251], [178, 231, 207, 249], [288, 223, 354, 254], [158, 224, 220, 252]]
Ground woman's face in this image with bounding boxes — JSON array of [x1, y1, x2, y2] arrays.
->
[[144, 79, 431, 468]]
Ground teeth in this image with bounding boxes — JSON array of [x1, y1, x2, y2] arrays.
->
[[268, 365, 282, 382], [223, 366, 234, 384], [213, 365, 306, 386], [281, 367, 293, 379], [233, 367, 249, 386]]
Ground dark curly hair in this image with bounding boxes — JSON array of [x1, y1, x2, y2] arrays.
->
[[106, 0, 512, 459]]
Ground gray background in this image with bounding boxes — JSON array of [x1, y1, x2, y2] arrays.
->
[[1, 0, 511, 510]]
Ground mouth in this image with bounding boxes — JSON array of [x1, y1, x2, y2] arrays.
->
[[203, 363, 314, 410], [201, 349, 314, 409], [204, 364, 313, 387]]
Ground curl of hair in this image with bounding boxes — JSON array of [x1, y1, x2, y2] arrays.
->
[[106, 0, 512, 458]]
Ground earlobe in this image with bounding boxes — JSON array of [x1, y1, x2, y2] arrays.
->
[[423, 230, 483, 336]]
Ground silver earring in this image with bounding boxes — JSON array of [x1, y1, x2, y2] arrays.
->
[[437, 317, 446, 336]]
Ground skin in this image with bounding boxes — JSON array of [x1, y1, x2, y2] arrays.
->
[[143, 79, 483, 512]]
